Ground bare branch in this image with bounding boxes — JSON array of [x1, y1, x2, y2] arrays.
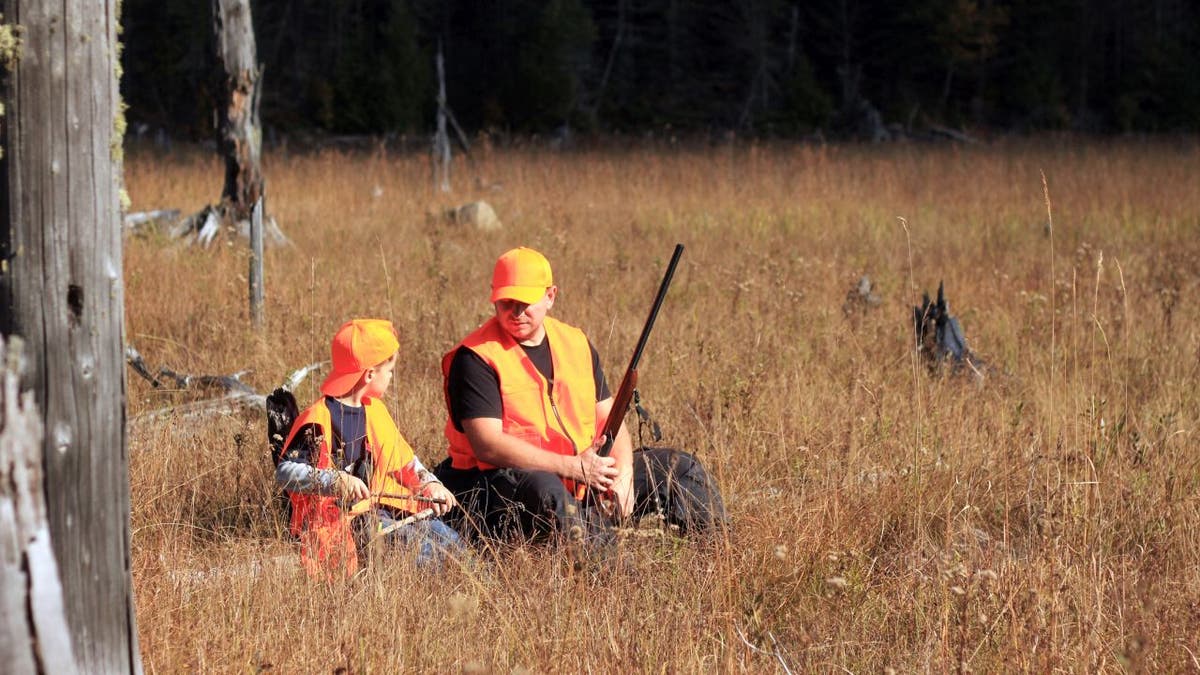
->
[[283, 361, 327, 391], [124, 346, 324, 426], [124, 346, 162, 387]]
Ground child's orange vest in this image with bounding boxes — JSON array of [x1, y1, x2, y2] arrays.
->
[[282, 396, 417, 535]]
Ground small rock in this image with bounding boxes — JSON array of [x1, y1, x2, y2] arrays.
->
[[843, 274, 882, 316], [448, 200, 501, 232]]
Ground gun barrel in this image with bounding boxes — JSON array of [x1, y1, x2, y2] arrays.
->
[[626, 244, 685, 374], [598, 244, 684, 457]]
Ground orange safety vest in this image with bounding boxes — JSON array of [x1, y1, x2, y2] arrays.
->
[[442, 316, 598, 480], [282, 396, 418, 536]]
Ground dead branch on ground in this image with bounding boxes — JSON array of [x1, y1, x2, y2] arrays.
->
[[171, 203, 291, 248], [125, 345, 324, 425]]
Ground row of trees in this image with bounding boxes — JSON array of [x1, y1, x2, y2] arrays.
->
[[122, 0, 1200, 140]]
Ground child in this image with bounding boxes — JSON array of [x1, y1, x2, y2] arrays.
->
[[277, 319, 462, 575]]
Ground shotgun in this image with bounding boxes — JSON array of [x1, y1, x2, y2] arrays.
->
[[576, 244, 684, 507], [575, 244, 685, 507], [597, 243, 684, 457]]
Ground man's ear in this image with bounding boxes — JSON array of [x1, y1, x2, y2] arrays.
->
[[546, 285, 558, 307]]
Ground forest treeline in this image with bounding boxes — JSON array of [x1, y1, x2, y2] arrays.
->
[[122, 0, 1200, 142]]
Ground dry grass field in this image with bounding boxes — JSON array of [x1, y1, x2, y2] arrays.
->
[[124, 137, 1200, 673]]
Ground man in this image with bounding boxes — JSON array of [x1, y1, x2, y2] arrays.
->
[[435, 246, 725, 545]]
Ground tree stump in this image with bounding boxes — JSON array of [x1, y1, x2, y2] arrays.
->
[[171, 0, 289, 250]]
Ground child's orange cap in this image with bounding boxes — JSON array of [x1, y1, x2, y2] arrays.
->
[[320, 319, 399, 396]]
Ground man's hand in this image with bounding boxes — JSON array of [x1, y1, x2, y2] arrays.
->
[[419, 481, 458, 517], [593, 398, 634, 517], [576, 435, 619, 491], [334, 471, 370, 502]]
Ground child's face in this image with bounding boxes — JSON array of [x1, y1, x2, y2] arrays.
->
[[364, 352, 397, 399]]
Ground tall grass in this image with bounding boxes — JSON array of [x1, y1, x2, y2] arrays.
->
[[125, 137, 1200, 672]]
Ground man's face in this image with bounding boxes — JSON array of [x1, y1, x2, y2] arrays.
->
[[494, 287, 556, 344]]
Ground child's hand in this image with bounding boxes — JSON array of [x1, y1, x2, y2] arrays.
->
[[419, 482, 457, 516], [335, 471, 370, 502]]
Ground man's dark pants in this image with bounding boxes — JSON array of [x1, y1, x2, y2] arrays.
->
[[434, 447, 726, 544]]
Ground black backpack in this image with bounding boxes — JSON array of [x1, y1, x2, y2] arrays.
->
[[266, 388, 300, 522]]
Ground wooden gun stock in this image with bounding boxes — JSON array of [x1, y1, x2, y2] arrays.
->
[[597, 370, 637, 456]]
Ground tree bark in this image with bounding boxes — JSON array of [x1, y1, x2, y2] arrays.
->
[[0, 1, 141, 672], [1, 337, 80, 675], [214, 0, 264, 221]]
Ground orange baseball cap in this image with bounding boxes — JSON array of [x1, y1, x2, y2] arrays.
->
[[320, 319, 400, 396], [491, 247, 553, 304]]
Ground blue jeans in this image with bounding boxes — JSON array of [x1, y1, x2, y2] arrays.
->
[[371, 511, 465, 569]]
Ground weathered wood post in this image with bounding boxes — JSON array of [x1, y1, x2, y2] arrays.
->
[[249, 196, 264, 328], [0, 1, 141, 672]]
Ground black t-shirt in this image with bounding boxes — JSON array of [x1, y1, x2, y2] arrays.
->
[[446, 335, 610, 432]]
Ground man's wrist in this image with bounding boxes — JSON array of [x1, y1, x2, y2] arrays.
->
[[563, 453, 581, 481]]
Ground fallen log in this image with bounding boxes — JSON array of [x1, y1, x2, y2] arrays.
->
[[123, 209, 182, 233], [124, 345, 161, 387], [168, 554, 299, 594], [171, 203, 291, 249], [124, 345, 324, 424], [131, 392, 266, 425], [281, 361, 326, 392], [927, 124, 980, 145], [156, 367, 256, 395]]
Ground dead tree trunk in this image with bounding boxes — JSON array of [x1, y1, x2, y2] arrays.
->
[[434, 40, 452, 193], [0, 1, 141, 672], [431, 40, 469, 194], [171, 0, 280, 248], [214, 0, 263, 222]]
